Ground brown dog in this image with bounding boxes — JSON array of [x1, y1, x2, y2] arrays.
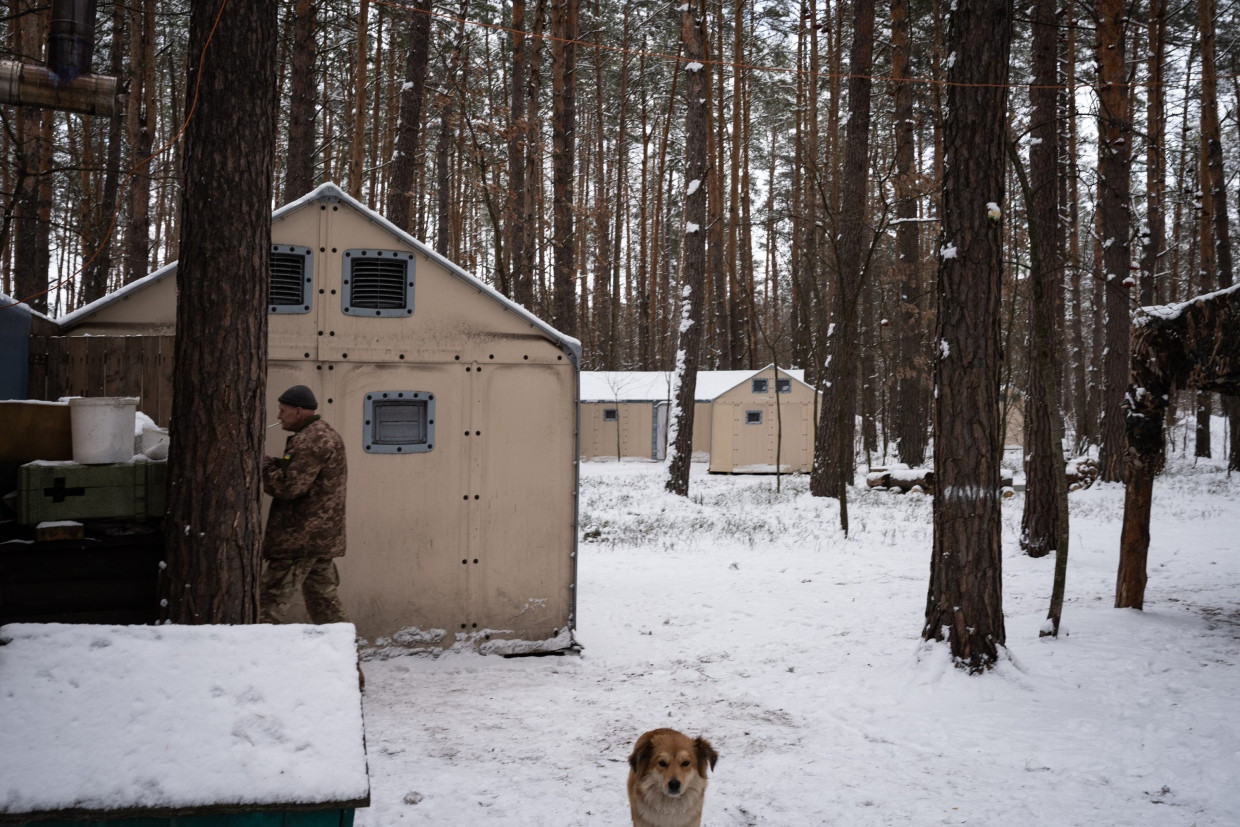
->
[[627, 728, 719, 827]]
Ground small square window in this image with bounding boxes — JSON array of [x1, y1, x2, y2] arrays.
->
[[777, 378, 792, 393], [268, 245, 313, 314], [745, 410, 763, 425], [363, 391, 435, 453], [343, 249, 416, 317], [751, 378, 769, 393], [603, 408, 618, 422]]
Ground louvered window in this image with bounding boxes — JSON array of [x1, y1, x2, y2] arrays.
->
[[268, 246, 313, 314], [343, 249, 415, 317], [363, 390, 435, 454]]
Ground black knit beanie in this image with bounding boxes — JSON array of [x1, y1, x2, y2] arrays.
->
[[278, 384, 318, 410]]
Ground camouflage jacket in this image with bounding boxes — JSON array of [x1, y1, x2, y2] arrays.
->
[[261, 416, 347, 559]]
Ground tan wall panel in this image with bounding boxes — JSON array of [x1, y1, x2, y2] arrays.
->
[[710, 366, 817, 473], [464, 363, 576, 638], [580, 401, 658, 460]]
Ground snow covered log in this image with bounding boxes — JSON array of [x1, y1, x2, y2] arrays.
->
[[866, 468, 1015, 495], [1065, 457, 1098, 490], [866, 468, 934, 493]]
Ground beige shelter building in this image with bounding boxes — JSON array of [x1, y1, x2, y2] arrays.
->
[[580, 367, 818, 472], [706, 365, 818, 474], [56, 183, 581, 654], [579, 371, 672, 461]]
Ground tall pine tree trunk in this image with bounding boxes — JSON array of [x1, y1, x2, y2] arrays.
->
[[1096, 0, 1132, 483], [923, 0, 1012, 672], [386, 0, 431, 232], [665, 2, 709, 498], [13, 1, 49, 313], [160, 0, 278, 624], [284, 0, 317, 201], [1197, 0, 1238, 470], [1140, 0, 1166, 309], [1019, 0, 1065, 562], [81, 0, 125, 304], [811, 0, 874, 539], [123, 0, 155, 284], [891, 0, 927, 467], [550, 0, 578, 338]]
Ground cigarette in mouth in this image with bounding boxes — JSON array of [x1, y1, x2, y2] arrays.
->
[[267, 422, 280, 429]]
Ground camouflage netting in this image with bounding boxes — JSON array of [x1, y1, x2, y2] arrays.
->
[[1125, 284, 1240, 474]]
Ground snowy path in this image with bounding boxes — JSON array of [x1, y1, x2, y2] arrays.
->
[[357, 460, 1240, 826]]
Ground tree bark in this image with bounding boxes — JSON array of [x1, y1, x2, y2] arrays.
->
[[386, 0, 431, 232], [1096, 0, 1132, 483], [123, 0, 155, 284], [507, 0, 530, 305], [923, 0, 1012, 672], [811, 0, 874, 536], [81, 0, 126, 303], [284, 0, 317, 201], [160, 0, 277, 625], [665, 2, 709, 498], [346, 0, 369, 199], [550, 0, 579, 338], [1139, 0, 1166, 309], [891, 0, 927, 467], [1018, 0, 1066, 564], [13, 1, 49, 313]]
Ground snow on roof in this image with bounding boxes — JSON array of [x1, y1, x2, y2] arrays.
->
[[0, 292, 56, 324], [51, 183, 581, 364], [0, 622, 369, 818], [55, 261, 177, 330], [580, 371, 674, 401], [581, 367, 810, 402]]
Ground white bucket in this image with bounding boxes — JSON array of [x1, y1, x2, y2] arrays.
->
[[69, 396, 139, 464]]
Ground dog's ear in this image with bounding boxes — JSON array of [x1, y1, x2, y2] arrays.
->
[[695, 736, 719, 774], [629, 732, 654, 775]]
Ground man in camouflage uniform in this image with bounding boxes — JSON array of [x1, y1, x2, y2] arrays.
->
[[259, 384, 350, 624]]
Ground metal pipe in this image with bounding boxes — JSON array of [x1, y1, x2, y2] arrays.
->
[[0, 60, 116, 117], [48, 0, 98, 83]]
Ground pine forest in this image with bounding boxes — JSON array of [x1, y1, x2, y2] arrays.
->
[[2, 0, 1238, 472]]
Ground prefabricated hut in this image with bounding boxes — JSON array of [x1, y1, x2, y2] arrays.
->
[[579, 371, 673, 461], [49, 183, 581, 653], [579, 367, 817, 471], [579, 370, 730, 462], [705, 365, 818, 474]]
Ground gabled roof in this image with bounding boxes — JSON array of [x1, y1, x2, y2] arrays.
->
[[54, 183, 582, 364], [711, 364, 814, 398], [580, 366, 811, 403], [56, 261, 177, 330]]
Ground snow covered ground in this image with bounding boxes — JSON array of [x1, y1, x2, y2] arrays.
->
[[357, 442, 1240, 825]]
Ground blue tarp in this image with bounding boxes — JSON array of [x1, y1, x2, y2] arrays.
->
[[0, 294, 34, 400]]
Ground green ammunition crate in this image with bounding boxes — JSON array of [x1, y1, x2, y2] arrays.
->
[[18, 460, 167, 525]]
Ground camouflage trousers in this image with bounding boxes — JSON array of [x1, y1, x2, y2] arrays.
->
[[260, 557, 350, 624]]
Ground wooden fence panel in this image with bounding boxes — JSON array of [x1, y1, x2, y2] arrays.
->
[[29, 336, 175, 427]]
